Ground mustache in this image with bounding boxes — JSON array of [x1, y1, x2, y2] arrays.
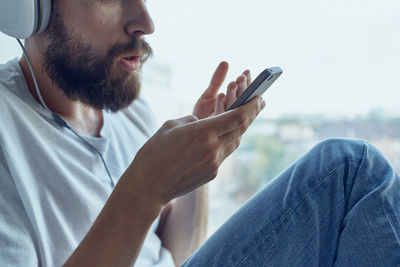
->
[[108, 37, 153, 64]]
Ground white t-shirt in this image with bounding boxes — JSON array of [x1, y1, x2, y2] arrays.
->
[[0, 58, 175, 267]]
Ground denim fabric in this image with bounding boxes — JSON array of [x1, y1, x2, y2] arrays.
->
[[182, 139, 400, 266]]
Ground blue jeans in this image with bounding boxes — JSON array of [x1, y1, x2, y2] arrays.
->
[[182, 139, 400, 266]]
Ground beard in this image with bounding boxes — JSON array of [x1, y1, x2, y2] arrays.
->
[[42, 11, 153, 112]]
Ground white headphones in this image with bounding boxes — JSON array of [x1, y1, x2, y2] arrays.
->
[[0, 0, 52, 39]]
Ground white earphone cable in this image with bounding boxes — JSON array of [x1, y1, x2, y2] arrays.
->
[[17, 39, 50, 111], [16, 39, 115, 188]]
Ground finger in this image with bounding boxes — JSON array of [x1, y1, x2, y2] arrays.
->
[[243, 70, 251, 87], [197, 96, 262, 136], [226, 81, 238, 108], [236, 74, 247, 97], [215, 93, 226, 115], [165, 115, 198, 129], [218, 111, 255, 147], [219, 137, 242, 164], [202, 61, 229, 98]]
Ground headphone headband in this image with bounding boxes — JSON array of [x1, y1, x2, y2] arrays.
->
[[0, 0, 52, 39]]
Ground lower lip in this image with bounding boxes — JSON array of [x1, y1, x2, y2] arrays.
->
[[119, 57, 141, 72]]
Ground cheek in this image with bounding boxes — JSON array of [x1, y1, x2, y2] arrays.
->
[[67, 4, 123, 51], [95, 5, 121, 29], [90, 5, 122, 41]]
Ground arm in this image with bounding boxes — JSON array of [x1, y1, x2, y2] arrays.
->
[[157, 186, 209, 266], [64, 172, 163, 267], [64, 64, 262, 267]]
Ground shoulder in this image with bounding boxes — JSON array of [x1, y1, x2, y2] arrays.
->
[[0, 75, 18, 119], [0, 59, 45, 137], [0, 58, 28, 108], [0, 58, 23, 87]]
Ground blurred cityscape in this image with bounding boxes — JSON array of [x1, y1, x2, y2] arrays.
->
[[208, 112, 400, 234]]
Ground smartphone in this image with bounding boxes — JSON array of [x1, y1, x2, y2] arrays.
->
[[227, 67, 283, 111]]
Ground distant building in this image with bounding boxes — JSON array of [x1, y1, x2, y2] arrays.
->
[[278, 123, 315, 142], [248, 116, 400, 172]]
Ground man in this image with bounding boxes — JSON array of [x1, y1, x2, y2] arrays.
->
[[0, 1, 399, 266]]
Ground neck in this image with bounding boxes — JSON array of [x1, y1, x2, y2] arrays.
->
[[19, 42, 104, 137]]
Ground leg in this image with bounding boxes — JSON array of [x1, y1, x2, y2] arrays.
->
[[181, 139, 400, 266]]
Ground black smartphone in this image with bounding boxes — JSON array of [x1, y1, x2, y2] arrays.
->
[[227, 67, 283, 111]]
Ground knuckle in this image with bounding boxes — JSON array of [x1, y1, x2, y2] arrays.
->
[[228, 86, 236, 94], [228, 81, 236, 89], [211, 160, 219, 170], [198, 133, 210, 144], [235, 139, 241, 149], [206, 148, 219, 161], [235, 113, 246, 126], [240, 124, 247, 135], [198, 129, 215, 144], [209, 161, 219, 176], [210, 169, 219, 179]]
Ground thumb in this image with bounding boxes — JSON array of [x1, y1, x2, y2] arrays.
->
[[162, 115, 198, 130], [175, 115, 199, 125]]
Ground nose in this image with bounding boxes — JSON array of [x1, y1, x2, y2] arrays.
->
[[124, 0, 155, 37]]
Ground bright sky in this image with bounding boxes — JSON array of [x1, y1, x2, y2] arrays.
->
[[1, 0, 399, 119]]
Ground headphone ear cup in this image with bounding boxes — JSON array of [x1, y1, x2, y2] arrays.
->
[[0, 0, 37, 39], [0, 0, 52, 39], [36, 0, 52, 35]]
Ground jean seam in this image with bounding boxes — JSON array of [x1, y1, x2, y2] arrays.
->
[[236, 163, 345, 266]]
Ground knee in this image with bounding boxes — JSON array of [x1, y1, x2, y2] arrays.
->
[[309, 138, 394, 184], [311, 138, 373, 163]]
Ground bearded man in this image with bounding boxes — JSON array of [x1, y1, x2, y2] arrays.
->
[[0, 1, 399, 266]]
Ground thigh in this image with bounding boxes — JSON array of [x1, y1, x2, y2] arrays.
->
[[182, 153, 342, 266]]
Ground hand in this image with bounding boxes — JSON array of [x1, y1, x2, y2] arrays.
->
[[129, 96, 264, 206], [192, 62, 228, 119], [193, 62, 257, 119]]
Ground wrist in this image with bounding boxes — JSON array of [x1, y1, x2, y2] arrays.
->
[[115, 171, 164, 222]]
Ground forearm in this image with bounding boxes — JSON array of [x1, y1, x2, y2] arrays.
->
[[64, 173, 163, 267], [158, 185, 209, 266]]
